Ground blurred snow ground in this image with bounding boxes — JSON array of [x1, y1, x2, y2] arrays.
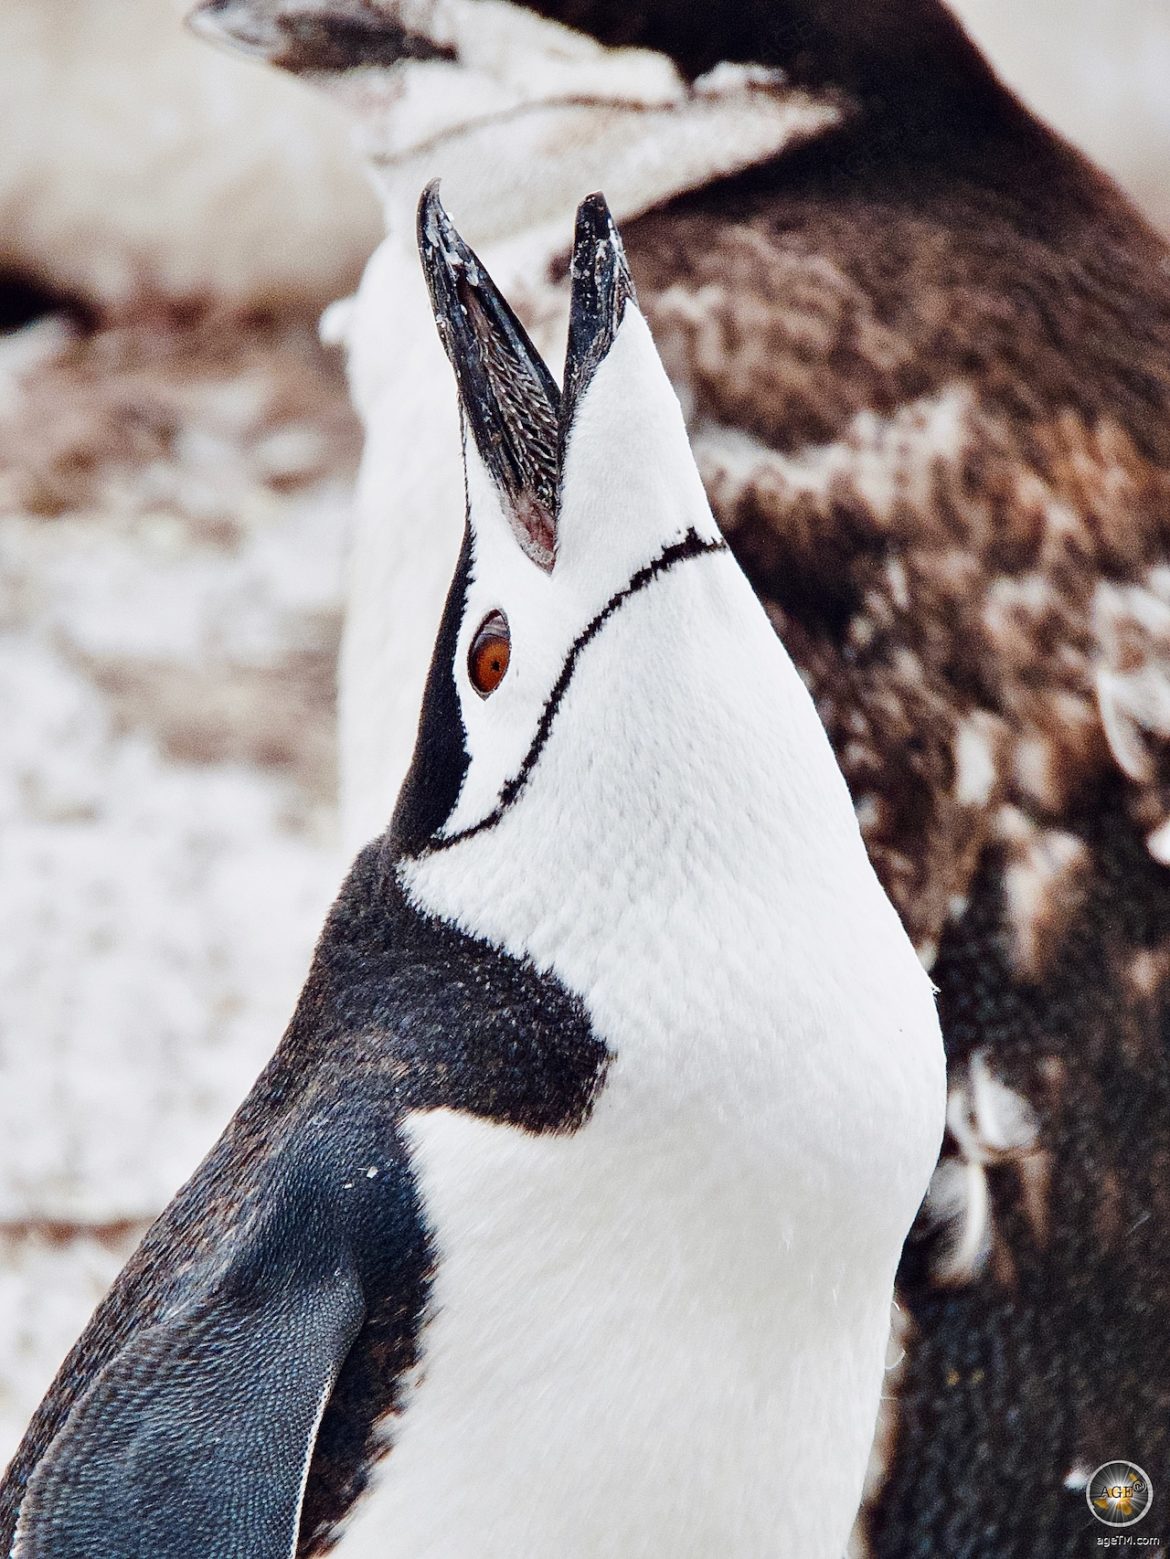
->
[[0, 314, 360, 1458]]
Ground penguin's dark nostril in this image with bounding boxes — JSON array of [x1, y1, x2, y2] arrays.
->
[[469, 610, 512, 698], [277, 11, 457, 73]]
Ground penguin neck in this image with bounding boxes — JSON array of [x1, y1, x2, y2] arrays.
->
[[400, 555, 938, 1244], [362, 556, 945, 1559]]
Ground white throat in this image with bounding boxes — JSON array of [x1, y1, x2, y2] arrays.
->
[[402, 546, 941, 1241]]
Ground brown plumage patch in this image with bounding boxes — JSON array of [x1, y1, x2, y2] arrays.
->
[[628, 123, 1170, 971], [615, 36, 1170, 1556]]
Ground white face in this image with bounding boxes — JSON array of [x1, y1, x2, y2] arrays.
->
[[385, 0, 683, 113], [437, 311, 726, 841], [191, 0, 683, 131], [392, 258, 870, 922]]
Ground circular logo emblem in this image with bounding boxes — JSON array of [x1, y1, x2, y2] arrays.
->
[[1087, 1462, 1153, 1527]]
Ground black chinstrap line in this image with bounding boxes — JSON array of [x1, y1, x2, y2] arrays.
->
[[417, 529, 728, 858]]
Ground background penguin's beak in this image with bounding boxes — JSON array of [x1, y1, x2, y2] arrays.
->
[[418, 182, 560, 572], [562, 193, 638, 430], [186, 0, 455, 73]]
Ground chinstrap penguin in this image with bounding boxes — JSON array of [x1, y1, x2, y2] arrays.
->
[[186, 3, 1170, 1551], [0, 192, 945, 1559]]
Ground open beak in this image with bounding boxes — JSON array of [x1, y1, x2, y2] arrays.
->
[[418, 182, 561, 571]]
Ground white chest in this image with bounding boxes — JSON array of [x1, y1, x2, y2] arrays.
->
[[331, 654, 942, 1557], [332, 998, 929, 1559]]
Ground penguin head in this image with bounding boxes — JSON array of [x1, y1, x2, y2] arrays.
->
[[186, 2, 998, 257], [391, 186, 848, 893], [186, 0, 681, 118], [183, 1, 832, 251]]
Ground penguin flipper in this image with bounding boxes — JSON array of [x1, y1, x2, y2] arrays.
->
[[11, 1208, 366, 1559]]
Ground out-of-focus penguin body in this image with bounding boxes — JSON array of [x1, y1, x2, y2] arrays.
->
[[0, 196, 944, 1558]]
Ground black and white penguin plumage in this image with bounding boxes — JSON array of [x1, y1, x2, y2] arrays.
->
[[0, 193, 944, 1559], [187, 3, 1170, 1553]]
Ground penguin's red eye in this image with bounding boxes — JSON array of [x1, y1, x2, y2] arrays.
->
[[468, 610, 511, 697]]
